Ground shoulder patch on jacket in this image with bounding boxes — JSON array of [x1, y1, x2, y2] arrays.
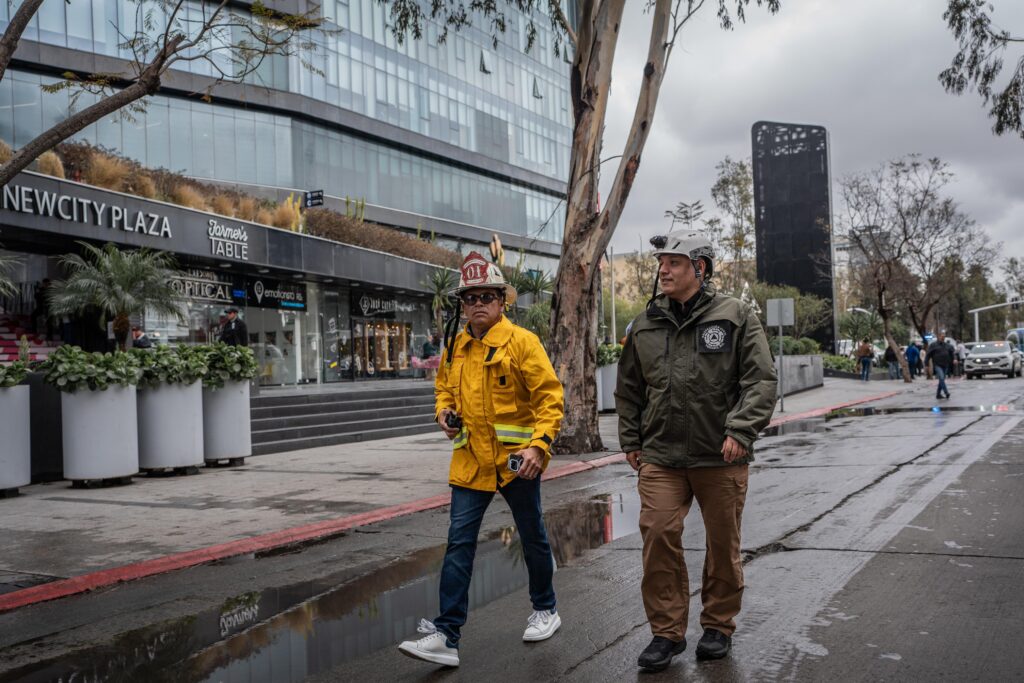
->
[[697, 321, 733, 353]]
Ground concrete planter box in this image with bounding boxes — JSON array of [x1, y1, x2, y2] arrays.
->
[[138, 382, 204, 469], [598, 364, 617, 413], [203, 380, 252, 461], [62, 386, 139, 481], [0, 385, 31, 492]]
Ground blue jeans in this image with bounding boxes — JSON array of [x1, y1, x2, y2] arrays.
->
[[935, 366, 949, 397], [433, 477, 556, 646], [888, 361, 899, 379], [860, 358, 872, 381]]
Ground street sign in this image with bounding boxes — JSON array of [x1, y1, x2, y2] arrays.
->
[[766, 298, 795, 327], [303, 190, 324, 208]]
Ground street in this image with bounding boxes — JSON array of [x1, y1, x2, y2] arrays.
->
[[1, 375, 1022, 682]]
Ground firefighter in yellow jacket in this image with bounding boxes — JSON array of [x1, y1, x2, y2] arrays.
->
[[398, 252, 564, 668]]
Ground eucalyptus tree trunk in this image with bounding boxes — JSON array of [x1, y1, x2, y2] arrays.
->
[[550, 0, 674, 454]]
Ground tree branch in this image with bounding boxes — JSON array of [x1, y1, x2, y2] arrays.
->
[[0, 0, 45, 84]]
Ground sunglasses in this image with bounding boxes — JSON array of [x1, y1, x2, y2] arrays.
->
[[460, 292, 502, 306]]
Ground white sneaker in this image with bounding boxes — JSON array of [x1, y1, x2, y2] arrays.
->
[[397, 619, 459, 667], [523, 609, 561, 642]]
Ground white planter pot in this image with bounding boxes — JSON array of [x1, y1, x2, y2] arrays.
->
[[138, 382, 204, 469], [0, 385, 31, 490], [598, 363, 618, 412], [62, 385, 139, 481], [203, 380, 252, 461], [595, 367, 603, 411]]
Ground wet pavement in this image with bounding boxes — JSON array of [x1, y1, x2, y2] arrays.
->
[[2, 375, 1023, 681]]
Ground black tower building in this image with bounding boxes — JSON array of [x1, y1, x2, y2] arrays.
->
[[751, 121, 835, 350]]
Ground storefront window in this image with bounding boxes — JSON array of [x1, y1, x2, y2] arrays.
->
[[349, 289, 431, 379]]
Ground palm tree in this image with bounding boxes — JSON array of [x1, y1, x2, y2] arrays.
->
[[0, 250, 18, 299], [47, 242, 185, 351], [423, 267, 457, 336]]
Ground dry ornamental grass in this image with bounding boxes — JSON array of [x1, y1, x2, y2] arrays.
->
[[170, 184, 209, 211], [84, 153, 131, 191], [211, 194, 237, 217], [37, 151, 65, 179]]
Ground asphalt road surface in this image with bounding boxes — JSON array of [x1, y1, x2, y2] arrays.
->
[[1, 375, 1022, 682]]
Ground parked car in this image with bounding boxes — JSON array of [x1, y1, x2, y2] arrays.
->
[[964, 341, 1022, 379]]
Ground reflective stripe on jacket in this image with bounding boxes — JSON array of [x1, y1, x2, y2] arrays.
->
[[435, 315, 564, 491]]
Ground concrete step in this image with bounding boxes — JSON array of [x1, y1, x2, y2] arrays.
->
[[251, 404, 436, 431], [252, 413, 434, 443], [251, 422, 440, 456], [250, 394, 436, 419], [251, 385, 434, 409]]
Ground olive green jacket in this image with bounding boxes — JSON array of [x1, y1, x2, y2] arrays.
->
[[615, 285, 777, 468]]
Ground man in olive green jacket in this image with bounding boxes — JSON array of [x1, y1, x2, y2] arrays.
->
[[616, 230, 777, 671]]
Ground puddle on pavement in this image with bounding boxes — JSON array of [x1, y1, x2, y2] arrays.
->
[[1, 491, 642, 683], [759, 404, 1014, 438]]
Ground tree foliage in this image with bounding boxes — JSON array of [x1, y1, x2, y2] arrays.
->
[[706, 156, 756, 294], [46, 242, 185, 352], [940, 0, 1024, 137], [747, 281, 831, 340], [836, 154, 999, 380]]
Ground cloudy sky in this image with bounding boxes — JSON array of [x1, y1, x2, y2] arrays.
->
[[599, 0, 1024, 283]]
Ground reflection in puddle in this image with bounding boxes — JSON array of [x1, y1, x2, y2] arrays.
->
[[2, 492, 643, 683], [759, 404, 1015, 438]]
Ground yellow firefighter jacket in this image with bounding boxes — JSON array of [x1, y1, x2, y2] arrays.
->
[[435, 315, 564, 491]]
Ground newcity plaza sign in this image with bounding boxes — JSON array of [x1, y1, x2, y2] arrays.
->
[[1, 182, 253, 262]]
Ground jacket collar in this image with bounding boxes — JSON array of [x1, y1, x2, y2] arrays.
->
[[646, 283, 718, 328], [456, 314, 514, 349]]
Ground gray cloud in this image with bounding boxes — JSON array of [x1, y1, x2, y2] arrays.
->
[[601, 0, 1024, 280]]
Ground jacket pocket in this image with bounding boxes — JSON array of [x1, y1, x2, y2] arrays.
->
[[688, 388, 730, 455], [635, 328, 670, 390]]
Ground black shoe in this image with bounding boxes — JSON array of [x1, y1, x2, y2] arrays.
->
[[695, 628, 731, 660], [936, 394, 943, 400], [637, 636, 686, 672], [944, 393, 951, 399]]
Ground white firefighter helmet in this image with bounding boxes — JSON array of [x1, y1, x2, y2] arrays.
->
[[651, 229, 715, 279], [448, 251, 517, 306]]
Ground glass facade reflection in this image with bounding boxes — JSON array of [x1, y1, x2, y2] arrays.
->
[[0, 0, 571, 242]]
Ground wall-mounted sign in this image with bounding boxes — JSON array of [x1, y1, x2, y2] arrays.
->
[[171, 269, 235, 304], [2, 183, 172, 238], [241, 277, 306, 310], [352, 292, 420, 319], [207, 219, 249, 261]]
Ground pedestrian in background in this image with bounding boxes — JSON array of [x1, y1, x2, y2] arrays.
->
[[397, 252, 564, 668], [884, 345, 899, 379], [926, 332, 953, 400], [218, 307, 248, 347], [617, 231, 777, 671], [856, 338, 873, 381], [131, 326, 152, 349], [955, 340, 967, 377], [905, 342, 920, 378]]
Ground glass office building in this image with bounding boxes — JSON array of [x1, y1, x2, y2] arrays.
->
[[0, 1, 571, 384]]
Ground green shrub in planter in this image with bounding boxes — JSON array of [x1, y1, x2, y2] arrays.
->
[[0, 360, 28, 388], [131, 345, 208, 388], [597, 343, 623, 367], [821, 354, 858, 373], [39, 345, 141, 392], [201, 343, 258, 389]]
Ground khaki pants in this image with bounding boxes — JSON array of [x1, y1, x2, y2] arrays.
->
[[638, 462, 748, 639]]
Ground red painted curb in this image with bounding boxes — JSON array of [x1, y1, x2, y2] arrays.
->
[[0, 387, 902, 613]]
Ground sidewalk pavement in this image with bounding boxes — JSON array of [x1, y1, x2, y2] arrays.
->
[[0, 376, 923, 610]]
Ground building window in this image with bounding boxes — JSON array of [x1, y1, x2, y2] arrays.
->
[[532, 77, 543, 99], [479, 50, 492, 74]]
